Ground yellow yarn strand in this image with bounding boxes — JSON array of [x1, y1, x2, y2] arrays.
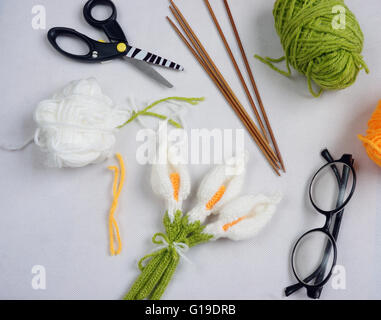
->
[[107, 153, 126, 256]]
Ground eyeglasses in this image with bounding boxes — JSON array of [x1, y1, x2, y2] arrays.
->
[[285, 149, 356, 299]]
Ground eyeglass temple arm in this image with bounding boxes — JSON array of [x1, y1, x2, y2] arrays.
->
[[285, 151, 350, 297], [322, 149, 342, 182], [321, 149, 334, 162]]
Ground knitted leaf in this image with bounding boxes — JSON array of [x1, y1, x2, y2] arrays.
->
[[164, 210, 183, 241]]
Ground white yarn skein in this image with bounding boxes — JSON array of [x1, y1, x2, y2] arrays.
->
[[34, 78, 128, 168], [2, 77, 198, 168]]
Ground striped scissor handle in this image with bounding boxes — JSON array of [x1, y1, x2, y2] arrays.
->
[[125, 45, 184, 71]]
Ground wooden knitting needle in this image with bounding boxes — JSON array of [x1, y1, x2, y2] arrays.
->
[[168, 4, 278, 166], [223, 0, 286, 172], [167, 4, 280, 174], [168, 1, 276, 157], [168, 2, 280, 171], [202, 0, 269, 142], [166, 16, 280, 176]]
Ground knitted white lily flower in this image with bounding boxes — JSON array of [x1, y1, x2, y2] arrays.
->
[[151, 139, 190, 221], [126, 150, 282, 300], [203, 193, 282, 241], [187, 153, 247, 224]]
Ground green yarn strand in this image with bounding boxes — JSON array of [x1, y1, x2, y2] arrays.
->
[[254, 55, 291, 77], [118, 96, 204, 129], [256, 0, 369, 97]]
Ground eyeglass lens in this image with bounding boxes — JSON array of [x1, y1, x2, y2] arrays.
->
[[310, 162, 354, 212], [292, 230, 335, 286]]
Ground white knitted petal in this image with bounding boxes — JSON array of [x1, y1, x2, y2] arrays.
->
[[151, 163, 173, 200], [204, 194, 282, 241], [202, 223, 222, 240], [196, 166, 227, 204], [212, 170, 245, 212], [186, 166, 226, 224], [151, 137, 190, 220], [175, 163, 191, 202], [187, 204, 208, 224], [187, 154, 247, 224]]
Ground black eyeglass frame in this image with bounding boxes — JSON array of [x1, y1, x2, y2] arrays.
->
[[286, 149, 356, 299]]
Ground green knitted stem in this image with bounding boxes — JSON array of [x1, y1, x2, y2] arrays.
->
[[123, 251, 166, 300], [150, 253, 180, 300], [124, 211, 213, 300], [136, 250, 173, 300]]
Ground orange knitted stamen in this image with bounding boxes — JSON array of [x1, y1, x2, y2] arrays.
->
[[170, 173, 180, 202], [223, 216, 247, 232], [205, 185, 226, 210]]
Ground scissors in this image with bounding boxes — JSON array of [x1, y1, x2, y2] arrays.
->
[[47, 0, 184, 88]]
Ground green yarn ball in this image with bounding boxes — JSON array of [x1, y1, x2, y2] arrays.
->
[[256, 0, 369, 97]]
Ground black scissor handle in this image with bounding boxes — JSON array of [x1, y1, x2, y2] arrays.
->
[[47, 27, 126, 62], [83, 0, 127, 42]]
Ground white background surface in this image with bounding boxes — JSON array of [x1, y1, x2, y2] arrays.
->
[[0, 0, 380, 300]]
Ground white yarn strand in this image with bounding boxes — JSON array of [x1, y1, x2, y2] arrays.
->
[[0, 135, 34, 151], [151, 234, 191, 264]]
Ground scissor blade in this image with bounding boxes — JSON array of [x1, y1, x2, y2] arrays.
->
[[124, 57, 174, 88], [125, 45, 184, 71]]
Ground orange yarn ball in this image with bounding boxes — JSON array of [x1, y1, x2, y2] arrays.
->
[[358, 100, 381, 167]]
